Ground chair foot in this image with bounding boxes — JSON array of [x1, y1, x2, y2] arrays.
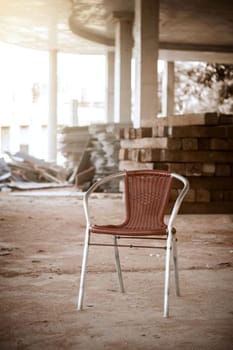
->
[[77, 229, 90, 311]]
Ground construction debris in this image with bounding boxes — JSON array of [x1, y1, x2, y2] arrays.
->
[[0, 151, 69, 191], [0, 123, 128, 193]]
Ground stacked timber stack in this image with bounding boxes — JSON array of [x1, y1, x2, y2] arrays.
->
[[119, 113, 233, 213], [59, 124, 125, 191], [59, 126, 93, 187], [89, 124, 121, 192], [59, 126, 90, 168]]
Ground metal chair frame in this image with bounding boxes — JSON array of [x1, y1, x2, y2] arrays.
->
[[77, 170, 189, 317]]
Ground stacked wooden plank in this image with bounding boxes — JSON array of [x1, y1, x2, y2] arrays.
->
[[59, 126, 92, 187], [59, 126, 90, 169], [59, 124, 125, 191], [89, 124, 121, 192], [119, 113, 233, 213]]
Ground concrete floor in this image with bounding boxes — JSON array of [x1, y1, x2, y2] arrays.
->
[[0, 193, 233, 350]]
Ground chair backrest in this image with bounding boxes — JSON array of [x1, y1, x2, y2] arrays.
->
[[123, 170, 173, 232]]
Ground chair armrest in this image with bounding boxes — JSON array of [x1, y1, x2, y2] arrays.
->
[[83, 171, 126, 226], [167, 173, 190, 233]]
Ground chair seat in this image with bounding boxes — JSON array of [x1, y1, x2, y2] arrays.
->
[[90, 224, 173, 236]]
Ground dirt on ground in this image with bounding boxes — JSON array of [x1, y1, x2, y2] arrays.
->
[[0, 191, 233, 350]]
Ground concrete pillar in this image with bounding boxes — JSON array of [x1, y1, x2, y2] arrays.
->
[[105, 51, 115, 123], [71, 99, 79, 126], [48, 50, 57, 162], [162, 61, 174, 116], [113, 12, 133, 124], [134, 0, 160, 127]]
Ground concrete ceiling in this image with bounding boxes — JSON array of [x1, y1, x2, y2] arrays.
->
[[0, 0, 105, 53], [0, 0, 233, 61]]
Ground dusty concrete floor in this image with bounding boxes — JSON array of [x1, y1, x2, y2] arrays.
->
[[0, 191, 233, 350]]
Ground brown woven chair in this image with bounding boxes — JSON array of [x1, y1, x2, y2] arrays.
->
[[77, 169, 189, 317]]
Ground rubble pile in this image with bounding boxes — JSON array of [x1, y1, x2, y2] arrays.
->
[[0, 152, 69, 191], [0, 124, 125, 193]]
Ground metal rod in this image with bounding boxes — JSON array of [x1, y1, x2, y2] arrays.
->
[[116, 236, 167, 240], [90, 243, 167, 249]]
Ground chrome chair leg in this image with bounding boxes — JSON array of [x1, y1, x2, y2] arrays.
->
[[164, 233, 172, 317], [113, 236, 125, 293], [77, 228, 90, 310], [172, 236, 180, 296]]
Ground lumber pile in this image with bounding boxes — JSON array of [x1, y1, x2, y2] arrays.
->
[[59, 126, 91, 186], [59, 124, 124, 191], [88, 124, 121, 192], [119, 113, 233, 213], [59, 126, 90, 168]]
